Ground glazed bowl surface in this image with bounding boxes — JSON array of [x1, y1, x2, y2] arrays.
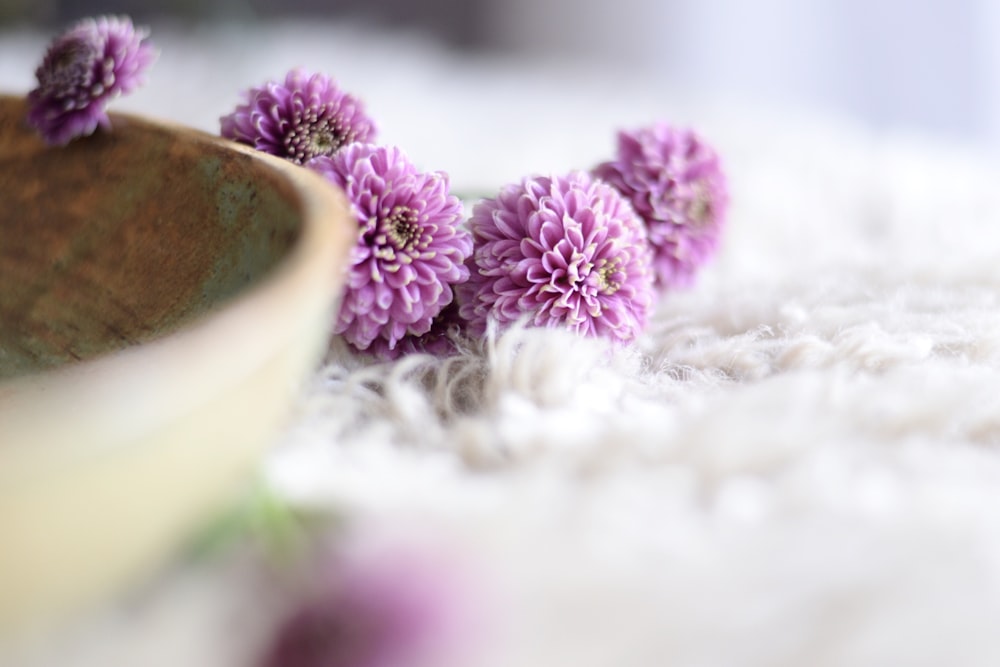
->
[[0, 94, 354, 638]]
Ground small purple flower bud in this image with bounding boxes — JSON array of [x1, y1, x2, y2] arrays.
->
[[27, 15, 156, 146]]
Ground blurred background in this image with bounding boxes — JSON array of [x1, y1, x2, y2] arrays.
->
[[0, 0, 997, 150]]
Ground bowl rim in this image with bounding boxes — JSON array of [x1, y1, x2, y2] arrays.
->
[[0, 96, 356, 482]]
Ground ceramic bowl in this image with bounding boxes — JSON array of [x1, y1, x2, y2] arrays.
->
[[0, 95, 354, 639]]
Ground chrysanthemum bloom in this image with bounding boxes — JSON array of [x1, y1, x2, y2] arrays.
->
[[308, 144, 471, 356], [221, 69, 376, 164], [458, 171, 654, 343], [261, 540, 473, 667], [26, 15, 156, 146], [593, 123, 728, 289]]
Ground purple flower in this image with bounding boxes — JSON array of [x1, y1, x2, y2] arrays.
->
[[593, 123, 729, 289], [308, 144, 472, 356], [458, 171, 654, 343], [26, 15, 156, 145], [261, 540, 472, 667], [221, 69, 376, 164]]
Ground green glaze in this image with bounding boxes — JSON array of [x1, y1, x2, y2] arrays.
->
[[0, 97, 303, 379]]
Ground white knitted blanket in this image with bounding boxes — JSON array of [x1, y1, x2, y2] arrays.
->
[[6, 21, 1000, 667]]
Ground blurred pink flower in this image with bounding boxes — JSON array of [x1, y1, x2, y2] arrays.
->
[[261, 536, 477, 667], [27, 15, 156, 145]]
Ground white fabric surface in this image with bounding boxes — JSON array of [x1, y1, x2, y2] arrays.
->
[[5, 20, 1000, 667]]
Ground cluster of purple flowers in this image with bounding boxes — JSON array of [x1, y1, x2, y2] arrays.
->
[[218, 69, 473, 359], [215, 70, 729, 358], [27, 16, 729, 361], [24, 15, 730, 666]]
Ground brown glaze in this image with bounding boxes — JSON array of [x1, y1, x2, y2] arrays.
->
[[0, 95, 355, 639], [0, 95, 303, 378]]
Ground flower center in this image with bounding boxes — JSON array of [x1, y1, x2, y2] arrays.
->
[[594, 257, 623, 295], [286, 110, 349, 163], [383, 206, 421, 251], [38, 36, 98, 101], [307, 127, 337, 156], [687, 182, 712, 227], [367, 205, 423, 263]]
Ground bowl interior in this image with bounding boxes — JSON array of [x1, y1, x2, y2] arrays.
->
[[0, 96, 302, 379]]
